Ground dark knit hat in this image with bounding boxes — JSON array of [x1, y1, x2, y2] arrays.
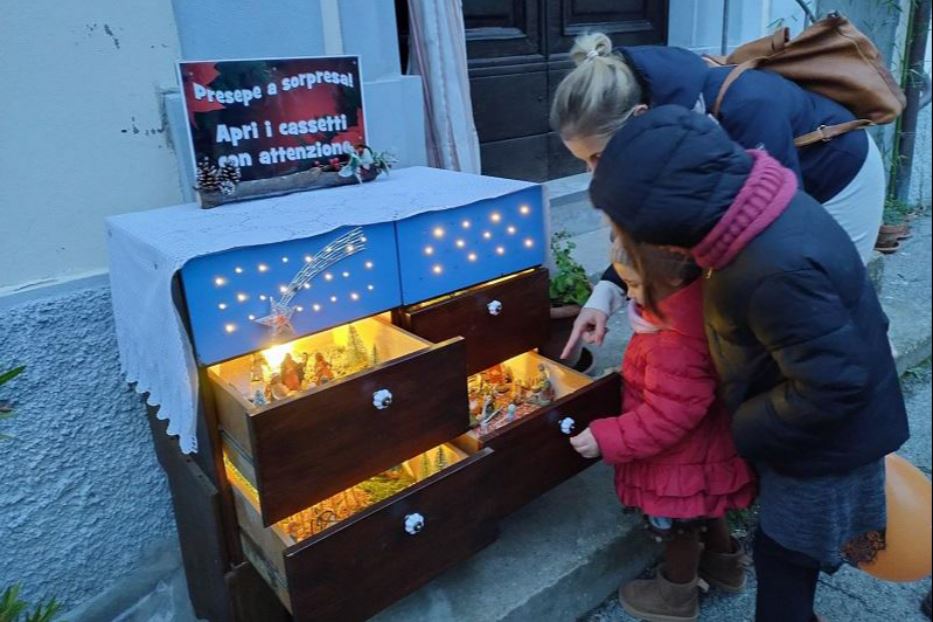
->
[[589, 105, 753, 248]]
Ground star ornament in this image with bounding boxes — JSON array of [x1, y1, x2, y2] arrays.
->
[[254, 298, 296, 337]]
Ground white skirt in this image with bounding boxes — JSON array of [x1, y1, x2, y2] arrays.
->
[[821, 134, 886, 265]]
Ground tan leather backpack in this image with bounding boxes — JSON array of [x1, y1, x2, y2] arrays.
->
[[704, 12, 906, 147]]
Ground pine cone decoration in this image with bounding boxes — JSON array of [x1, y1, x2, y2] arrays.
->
[[195, 158, 222, 193], [195, 158, 241, 196], [217, 163, 241, 196]]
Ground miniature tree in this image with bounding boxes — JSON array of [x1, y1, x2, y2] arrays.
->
[[345, 324, 368, 370], [434, 447, 448, 471], [420, 451, 433, 480]]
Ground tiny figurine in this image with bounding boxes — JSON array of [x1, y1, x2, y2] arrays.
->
[[507, 402, 517, 422], [252, 389, 267, 407], [249, 353, 267, 383], [314, 352, 335, 384], [481, 394, 497, 420], [468, 397, 481, 426], [371, 344, 379, 366], [296, 352, 309, 384], [268, 373, 290, 401], [531, 363, 556, 405], [281, 353, 302, 391], [486, 364, 505, 387]]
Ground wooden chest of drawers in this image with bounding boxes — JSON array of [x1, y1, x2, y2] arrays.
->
[[197, 267, 622, 621], [137, 169, 625, 621]]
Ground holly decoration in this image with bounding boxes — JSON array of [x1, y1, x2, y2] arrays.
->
[[338, 145, 397, 183]]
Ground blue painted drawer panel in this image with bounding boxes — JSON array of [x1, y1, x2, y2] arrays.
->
[[395, 186, 547, 305], [180, 223, 401, 365]]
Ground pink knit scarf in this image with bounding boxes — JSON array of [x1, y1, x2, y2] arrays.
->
[[692, 150, 798, 270]]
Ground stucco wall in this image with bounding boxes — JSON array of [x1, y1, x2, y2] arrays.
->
[[0, 285, 174, 610], [0, 3, 184, 291]]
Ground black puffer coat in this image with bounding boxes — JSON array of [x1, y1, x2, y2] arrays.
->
[[590, 106, 908, 477]]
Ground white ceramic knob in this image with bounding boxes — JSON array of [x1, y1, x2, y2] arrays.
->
[[373, 389, 393, 410], [559, 417, 576, 436], [404, 513, 425, 535], [487, 300, 503, 316]]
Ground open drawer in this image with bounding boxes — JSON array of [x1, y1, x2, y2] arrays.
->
[[454, 351, 622, 516], [226, 443, 498, 622], [393, 267, 550, 376], [208, 315, 470, 525]]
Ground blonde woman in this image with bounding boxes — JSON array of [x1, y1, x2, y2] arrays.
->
[[552, 33, 886, 358]]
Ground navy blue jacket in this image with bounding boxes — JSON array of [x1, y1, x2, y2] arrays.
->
[[590, 106, 907, 477], [600, 46, 869, 287]]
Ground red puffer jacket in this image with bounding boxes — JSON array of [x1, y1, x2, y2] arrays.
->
[[589, 280, 756, 519]]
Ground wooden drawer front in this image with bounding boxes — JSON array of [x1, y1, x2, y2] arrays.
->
[[248, 338, 469, 525], [285, 448, 497, 621], [232, 447, 497, 622], [396, 268, 550, 375], [484, 371, 621, 516]]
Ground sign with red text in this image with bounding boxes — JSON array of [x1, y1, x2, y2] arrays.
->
[[178, 56, 366, 206]]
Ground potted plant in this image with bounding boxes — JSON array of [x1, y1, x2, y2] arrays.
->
[[0, 365, 24, 441], [539, 232, 594, 372], [875, 198, 913, 254], [0, 584, 61, 622]]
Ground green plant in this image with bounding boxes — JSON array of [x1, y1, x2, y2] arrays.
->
[[0, 366, 24, 442], [549, 232, 592, 307], [0, 584, 62, 622], [883, 196, 920, 225]]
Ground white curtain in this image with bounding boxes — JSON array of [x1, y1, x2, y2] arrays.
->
[[406, 0, 482, 174]]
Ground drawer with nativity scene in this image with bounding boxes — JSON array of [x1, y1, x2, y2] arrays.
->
[[225, 440, 498, 622], [206, 315, 470, 526], [454, 351, 622, 516]]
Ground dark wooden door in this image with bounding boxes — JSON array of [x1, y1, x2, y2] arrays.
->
[[463, 0, 668, 181]]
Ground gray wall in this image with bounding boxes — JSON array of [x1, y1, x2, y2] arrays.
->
[[0, 283, 174, 609]]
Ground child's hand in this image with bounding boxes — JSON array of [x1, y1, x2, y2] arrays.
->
[[570, 427, 601, 458]]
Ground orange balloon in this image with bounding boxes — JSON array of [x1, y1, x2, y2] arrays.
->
[[859, 453, 932, 582]]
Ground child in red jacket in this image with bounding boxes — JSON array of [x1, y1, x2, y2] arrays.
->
[[570, 234, 756, 622]]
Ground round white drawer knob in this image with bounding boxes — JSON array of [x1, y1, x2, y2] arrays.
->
[[373, 389, 393, 410], [559, 417, 576, 436], [404, 513, 425, 535], [487, 300, 503, 316]]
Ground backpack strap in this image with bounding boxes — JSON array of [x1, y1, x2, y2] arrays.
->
[[711, 58, 761, 119], [793, 119, 874, 147]]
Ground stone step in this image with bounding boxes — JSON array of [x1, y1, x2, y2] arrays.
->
[[373, 463, 658, 622]]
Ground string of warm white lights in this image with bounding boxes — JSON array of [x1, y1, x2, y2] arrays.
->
[[423, 205, 535, 276], [213, 202, 536, 339]]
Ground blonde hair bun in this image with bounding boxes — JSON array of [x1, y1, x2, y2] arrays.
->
[[550, 32, 643, 140], [569, 33, 613, 66]]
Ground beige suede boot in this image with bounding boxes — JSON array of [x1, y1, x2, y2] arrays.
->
[[698, 537, 750, 593], [618, 565, 699, 622]]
